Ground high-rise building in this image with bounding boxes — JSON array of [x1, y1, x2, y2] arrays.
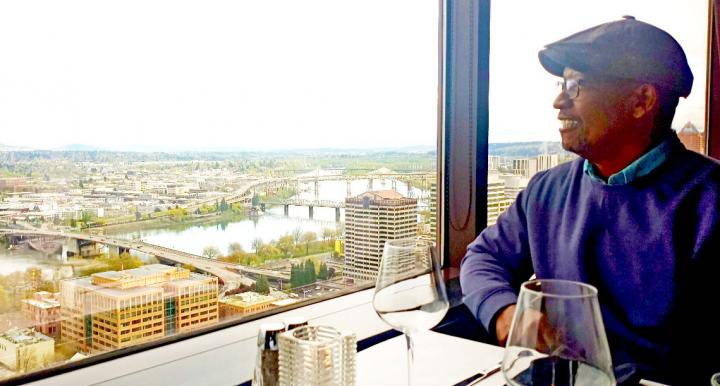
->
[[497, 174, 529, 201], [343, 191, 417, 282], [0, 328, 54, 372], [60, 264, 218, 353], [487, 175, 514, 226], [536, 154, 560, 172], [429, 182, 437, 241], [677, 121, 706, 154], [21, 292, 61, 338], [512, 159, 539, 179]]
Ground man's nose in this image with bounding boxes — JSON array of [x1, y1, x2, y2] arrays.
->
[[553, 91, 572, 110]]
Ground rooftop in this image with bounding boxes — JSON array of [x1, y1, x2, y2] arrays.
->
[[0, 328, 53, 346], [346, 190, 417, 205], [220, 292, 276, 307]]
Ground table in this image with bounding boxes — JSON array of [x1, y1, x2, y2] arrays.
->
[[355, 331, 671, 386], [356, 330, 506, 386]]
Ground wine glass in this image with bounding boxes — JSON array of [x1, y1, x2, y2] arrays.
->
[[501, 279, 616, 386], [372, 238, 449, 386]]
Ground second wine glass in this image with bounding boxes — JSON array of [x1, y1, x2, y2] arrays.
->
[[372, 238, 449, 386], [501, 279, 616, 386]]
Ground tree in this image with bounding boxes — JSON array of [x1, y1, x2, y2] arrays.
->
[[0, 284, 12, 314], [251, 237, 263, 254], [255, 275, 270, 295], [219, 198, 229, 212], [276, 235, 295, 258], [202, 245, 221, 259], [228, 242, 245, 255], [304, 260, 316, 284], [322, 228, 335, 243], [292, 227, 303, 246], [301, 231, 317, 255], [318, 262, 329, 280]]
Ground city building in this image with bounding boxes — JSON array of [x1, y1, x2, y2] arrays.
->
[[497, 174, 529, 200], [343, 191, 417, 282], [218, 292, 277, 319], [488, 156, 501, 171], [536, 154, 560, 172], [677, 121, 706, 154], [60, 264, 218, 354], [512, 158, 539, 179], [487, 175, 514, 226], [0, 328, 54, 372], [21, 292, 61, 338], [429, 182, 437, 241]]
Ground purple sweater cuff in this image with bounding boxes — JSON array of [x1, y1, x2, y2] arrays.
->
[[464, 289, 518, 333]]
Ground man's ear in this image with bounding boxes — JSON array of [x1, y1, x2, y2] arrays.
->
[[631, 84, 659, 119]]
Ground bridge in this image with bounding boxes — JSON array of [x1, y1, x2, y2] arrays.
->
[[261, 198, 344, 221], [0, 229, 289, 287]]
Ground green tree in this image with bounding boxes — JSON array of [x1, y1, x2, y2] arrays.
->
[[301, 231, 317, 255], [219, 198, 229, 212], [202, 245, 221, 259], [276, 235, 295, 258], [304, 260, 316, 284], [318, 262, 329, 280], [255, 275, 270, 295]]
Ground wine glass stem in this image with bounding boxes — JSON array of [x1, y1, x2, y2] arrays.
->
[[406, 333, 415, 386]]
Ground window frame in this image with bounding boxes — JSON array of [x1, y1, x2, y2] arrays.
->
[[5, 0, 719, 384]]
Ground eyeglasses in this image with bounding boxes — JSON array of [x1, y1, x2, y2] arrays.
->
[[556, 78, 583, 100]]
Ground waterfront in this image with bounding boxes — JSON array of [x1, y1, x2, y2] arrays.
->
[[106, 178, 427, 257]]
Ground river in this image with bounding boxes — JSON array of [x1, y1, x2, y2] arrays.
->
[[108, 178, 426, 257]]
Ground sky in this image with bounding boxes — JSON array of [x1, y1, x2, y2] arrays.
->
[[0, 0, 710, 150]]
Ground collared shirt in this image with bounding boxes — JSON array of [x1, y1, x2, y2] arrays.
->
[[583, 133, 679, 185]]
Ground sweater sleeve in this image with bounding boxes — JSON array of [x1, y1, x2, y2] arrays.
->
[[460, 179, 536, 333]]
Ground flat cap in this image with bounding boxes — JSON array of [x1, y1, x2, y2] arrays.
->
[[539, 16, 693, 97]]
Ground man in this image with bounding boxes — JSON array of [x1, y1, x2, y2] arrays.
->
[[460, 16, 720, 384]]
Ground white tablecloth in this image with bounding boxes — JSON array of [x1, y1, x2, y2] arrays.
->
[[356, 331, 506, 386]]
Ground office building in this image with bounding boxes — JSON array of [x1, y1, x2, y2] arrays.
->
[[60, 264, 218, 354], [21, 292, 61, 338], [487, 175, 514, 226], [513, 158, 539, 179], [0, 328, 54, 372], [219, 292, 277, 319], [343, 191, 417, 282], [429, 182, 437, 241], [677, 121, 706, 154], [536, 154, 560, 172]]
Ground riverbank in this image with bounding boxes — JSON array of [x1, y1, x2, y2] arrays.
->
[[90, 211, 251, 236]]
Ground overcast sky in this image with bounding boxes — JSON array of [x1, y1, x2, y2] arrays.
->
[[0, 1, 709, 150]]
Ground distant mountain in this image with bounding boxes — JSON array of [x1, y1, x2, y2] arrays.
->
[[0, 143, 32, 151], [489, 141, 566, 158], [53, 144, 106, 151]]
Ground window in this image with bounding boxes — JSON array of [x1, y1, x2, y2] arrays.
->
[[487, 0, 711, 224], [0, 0, 439, 382]]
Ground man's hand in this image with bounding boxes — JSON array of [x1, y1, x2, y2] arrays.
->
[[495, 304, 516, 346], [496, 305, 557, 352]]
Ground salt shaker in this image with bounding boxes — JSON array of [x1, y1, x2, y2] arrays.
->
[[253, 322, 286, 386]]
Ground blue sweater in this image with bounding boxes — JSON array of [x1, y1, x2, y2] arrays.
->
[[460, 140, 720, 383]]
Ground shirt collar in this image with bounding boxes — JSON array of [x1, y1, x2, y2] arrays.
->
[[583, 132, 680, 185]]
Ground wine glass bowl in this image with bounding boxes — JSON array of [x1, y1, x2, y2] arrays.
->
[[372, 239, 449, 385], [501, 279, 616, 386]]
